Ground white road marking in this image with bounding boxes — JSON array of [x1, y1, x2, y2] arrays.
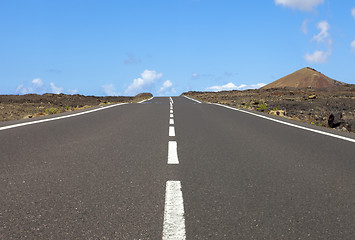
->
[[183, 95, 201, 104], [170, 114, 174, 118], [138, 97, 154, 103], [211, 102, 355, 143], [169, 97, 174, 104], [169, 126, 175, 137], [0, 102, 128, 132], [162, 181, 186, 240], [170, 110, 173, 114], [170, 119, 174, 125], [168, 141, 179, 164]]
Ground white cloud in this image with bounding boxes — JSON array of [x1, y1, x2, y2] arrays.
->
[[158, 80, 174, 95], [125, 69, 163, 95], [247, 83, 267, 89], [205, 82, 266, 92], [14, 79, 74, 95], [192, 73, 199, 79], [15, 78, 45, 94], [102, 84, 118, 96], [50, 82, 63, 94], [15, 84, 24, 92], [312, 21, 330, 42], [304, 21, 332, 63], [32, 78, 43, 87], [351, 40, 355, 52], [275, 0, 324, 11], [304, 50, 329, 63], [141, 70, 163, 81], [67, 89, 79, 95], [352, 8, 355, 19], [15, 84, 27, 94], [206, 82, 238, 91]]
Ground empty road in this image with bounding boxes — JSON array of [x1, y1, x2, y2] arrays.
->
[[1, 97, 354, 239]]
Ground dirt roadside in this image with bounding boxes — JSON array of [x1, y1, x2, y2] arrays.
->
[[182, 85, 355, 133], [0, 93, 152, 122]]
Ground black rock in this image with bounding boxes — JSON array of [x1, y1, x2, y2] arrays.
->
[[328, 112, 343, 128]]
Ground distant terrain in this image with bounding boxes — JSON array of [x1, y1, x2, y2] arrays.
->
[[1, 67, 354, 133], [261, 67, 346, 89], [183, 68, 355, 133], [0, 93, 152, 122]]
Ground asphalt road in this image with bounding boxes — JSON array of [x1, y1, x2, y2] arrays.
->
[[1, 97, 354, 239]]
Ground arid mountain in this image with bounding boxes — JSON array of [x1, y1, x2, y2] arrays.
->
[[262, 67, 347, 89]]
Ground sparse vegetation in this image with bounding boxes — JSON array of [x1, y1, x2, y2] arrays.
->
[[258, 103, 267, 111], [45, 107, 61, 114]]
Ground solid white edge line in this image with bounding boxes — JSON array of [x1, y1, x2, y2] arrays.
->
[[183, 95, 201, 104], [169, 126, 175, 137], [170, 114, 174, 118], [0, 102, 128, 131], [168, 141, 179, 164], [211, 102, 355, 143], [138, 97, 154, 103], [169, 119, 174, 125], [162, 181, 186, 240]]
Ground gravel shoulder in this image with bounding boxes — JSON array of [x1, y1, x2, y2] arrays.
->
[[0, 93, 152, 122], [182, 85, 355, 133]]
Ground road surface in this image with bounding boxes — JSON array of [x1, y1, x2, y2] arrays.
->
[[1, 97, 354, 239]]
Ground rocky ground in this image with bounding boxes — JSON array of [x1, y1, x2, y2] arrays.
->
[[182, 85, 355, 133], [0, 93, 152, 122]]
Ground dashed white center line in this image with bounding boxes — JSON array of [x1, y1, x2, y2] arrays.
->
[[170, 110, 173, 114], [169, 97, 174, 104], [170, 114, 174, 118], [168, 141, 179, 164], [169, 126, 175, 137], [169, 119, 174, 125], [162, 181, 186, 240]]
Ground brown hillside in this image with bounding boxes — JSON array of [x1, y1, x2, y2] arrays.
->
[[262, 67, 346, 89]]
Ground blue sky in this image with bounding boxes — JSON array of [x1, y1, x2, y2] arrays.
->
[[1, 0, 354, 96]]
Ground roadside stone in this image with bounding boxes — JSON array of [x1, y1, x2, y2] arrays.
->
[[328, 112, 344, 128], [269, 110, 286, 116], [308, 94, 317, 99]]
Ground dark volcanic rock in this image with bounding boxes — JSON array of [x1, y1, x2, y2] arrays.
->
[[328, 113, 343, 128]]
